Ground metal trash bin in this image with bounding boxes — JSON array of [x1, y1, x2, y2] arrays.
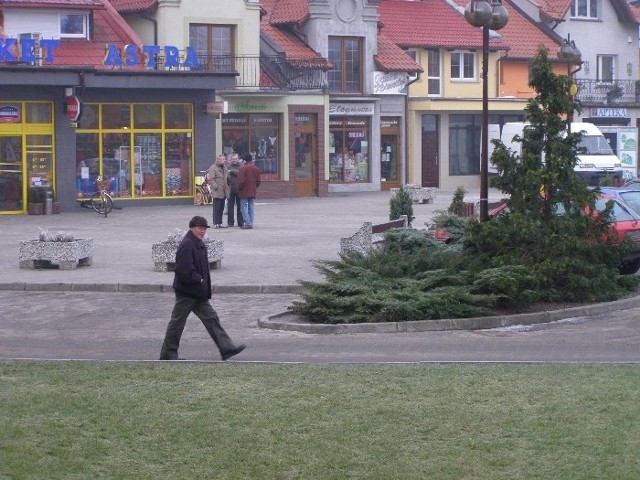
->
[[45, 190, 53, 215]]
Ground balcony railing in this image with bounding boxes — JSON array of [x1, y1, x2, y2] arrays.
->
[[155, 54, 328, 91], [575, 79, 640, 106]]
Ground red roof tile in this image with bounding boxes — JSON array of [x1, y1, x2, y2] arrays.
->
[[108, 0, 156, 13], [268, 0, 309, 25], [1, 0, 103, 7], [535, 0, 570, 20], [480, 0, 563, 60], [375, 32, 423, 73], [378, 0, 508, 51], [1, 0, 142, 68], [261, 0, 331, 68]]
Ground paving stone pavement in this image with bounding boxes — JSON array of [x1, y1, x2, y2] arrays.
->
[[1, 189, 639, 363]]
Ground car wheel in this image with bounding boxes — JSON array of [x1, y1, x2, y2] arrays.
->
[[619, 259, 640, 275]]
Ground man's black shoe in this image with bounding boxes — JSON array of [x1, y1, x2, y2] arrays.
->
[[160, 356, 186, 361], [221, 344, 246, 361]]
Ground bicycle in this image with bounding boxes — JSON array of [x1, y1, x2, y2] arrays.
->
[[89, 176, 114, 217], [194, 170, 213, 205]]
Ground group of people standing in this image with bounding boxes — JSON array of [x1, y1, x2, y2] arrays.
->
[[208, 153, 261, 229]]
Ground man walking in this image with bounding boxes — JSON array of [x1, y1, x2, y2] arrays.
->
[[237, 153, 261, 229], [159, 215, 246, 361]]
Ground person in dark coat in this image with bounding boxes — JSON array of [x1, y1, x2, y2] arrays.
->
[[159, 215, 245, 361], [226, 153, 243, 227], [237, 153, 261, 229]]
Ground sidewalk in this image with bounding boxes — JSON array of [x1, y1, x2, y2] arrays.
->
[[2, 187, 640, 363], [0, 188, 505, 290]]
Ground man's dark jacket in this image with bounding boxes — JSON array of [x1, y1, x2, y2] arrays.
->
[[173, 230, 211, 299]]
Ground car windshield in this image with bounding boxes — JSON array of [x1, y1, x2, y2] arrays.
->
[[578, 135, 615, 155], [595, 198, 636, 221], [618, 191, 640, 216]]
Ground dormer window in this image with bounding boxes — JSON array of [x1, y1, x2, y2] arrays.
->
[[59, 13, 88, 38]]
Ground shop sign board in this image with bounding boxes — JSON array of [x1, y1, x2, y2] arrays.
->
[[373, 71, 409, 95], [0, 38, 59, 63], [0, 105, 20, 123], [329, 103, 375, 116], [103, 44, 201, 70], [600, 126, 638, 179]]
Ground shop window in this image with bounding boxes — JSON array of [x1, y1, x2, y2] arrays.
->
[[77, 103, 194, 200], [221, 114, 279, 179], [134, 104, 162, 129], [329, 117, 370, 183], [449, 114, 480, 176], [79, 103, 99, 129], [165, 104, 193, 129], [25, 103, 52, 123], [165, 133, 192, 195], [102, 104, 131, 129]]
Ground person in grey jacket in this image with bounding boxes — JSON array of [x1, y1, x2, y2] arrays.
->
[[159, 215, 245, 361], [226, 153, 244, 227], [208, 154, 230, 228]]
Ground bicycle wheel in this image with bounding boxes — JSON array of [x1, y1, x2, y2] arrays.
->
[[203, 186, 213, 205], [194, 186, 206, 206], [89, 192, 114, 216]]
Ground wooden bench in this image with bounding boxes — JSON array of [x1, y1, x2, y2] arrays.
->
[[340, 216, 408, 255]]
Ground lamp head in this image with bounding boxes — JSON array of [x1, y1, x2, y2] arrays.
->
[[465, 0, 492, 27]]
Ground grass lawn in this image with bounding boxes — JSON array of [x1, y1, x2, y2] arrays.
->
[[1, 361, 639, 479]]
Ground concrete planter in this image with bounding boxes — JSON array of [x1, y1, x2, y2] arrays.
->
[[390, 185, 437, 204], [19, 238, 94, 270], [151, 238, 224, 272]]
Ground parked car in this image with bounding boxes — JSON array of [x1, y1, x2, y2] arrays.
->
[[434, 193, 640, 274], [599, 186, 640, 218]]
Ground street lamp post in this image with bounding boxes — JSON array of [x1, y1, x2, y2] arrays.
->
[[557, 34, 582, 132], [464, 0, 508, 221]]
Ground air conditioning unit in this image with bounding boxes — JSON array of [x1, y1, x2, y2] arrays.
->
[[18, 32, 42, 66]]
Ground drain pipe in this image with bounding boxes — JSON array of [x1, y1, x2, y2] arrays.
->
[[404, 71, 421, 185]]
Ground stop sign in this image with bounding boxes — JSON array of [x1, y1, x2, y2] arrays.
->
[[66, 95, 82, 122]]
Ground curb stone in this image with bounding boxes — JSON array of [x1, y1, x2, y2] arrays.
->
[[258, 293, 640, 334]]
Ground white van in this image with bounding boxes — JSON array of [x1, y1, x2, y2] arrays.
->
[[491, 122, 623, 185]]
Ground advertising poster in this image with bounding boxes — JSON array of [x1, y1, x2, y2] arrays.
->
[[600, 126, 638, 179]]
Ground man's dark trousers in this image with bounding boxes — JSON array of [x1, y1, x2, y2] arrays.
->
[[160, 294, 236, 359]]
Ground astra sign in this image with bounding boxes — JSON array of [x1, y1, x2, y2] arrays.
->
[[0, 38, 60, 63], [103, 44, 201, 69]]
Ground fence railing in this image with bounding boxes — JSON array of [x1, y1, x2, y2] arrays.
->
[[575, 79, 640, 105], [154, 54, 328, 91]]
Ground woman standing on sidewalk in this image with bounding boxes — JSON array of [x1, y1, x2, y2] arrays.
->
[[208, 154, 230, 228]]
